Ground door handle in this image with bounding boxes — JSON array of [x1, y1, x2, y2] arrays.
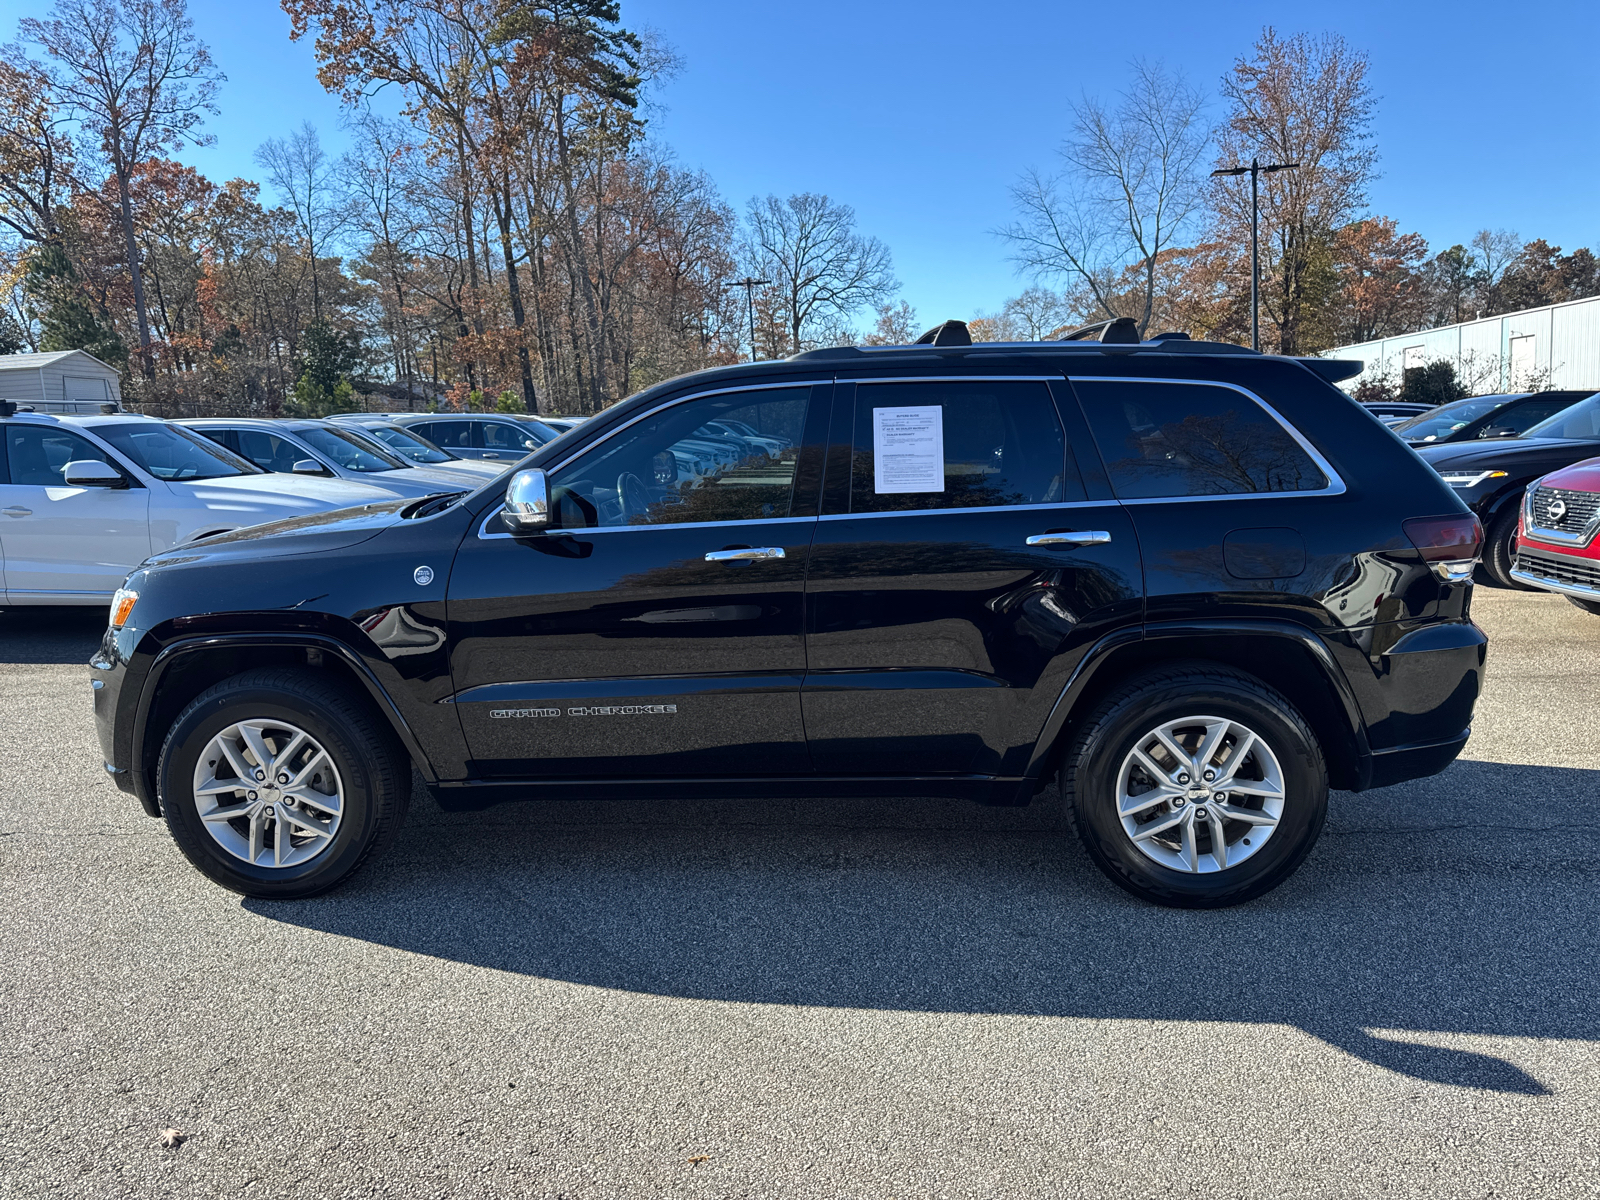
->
[[482, 452, 501, 459], [705, 547, 786, 562], [2, 507, 31, 518], [1026, 531, 1112, 547]]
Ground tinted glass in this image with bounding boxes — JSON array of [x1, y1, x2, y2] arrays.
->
[[1391, 395, 1519, 441], [514, 417, 561, 444], [95, 423, 255, 480], [1077, 380, 1327, 498], [548, 388, 809, 529], [229, 429, 310, 473], [297, 426, 405, 472], [367, 426, 452, 463], [1522, 393, 1600, 440], [1477, 398, 1577, 437], [848, 380, 1074, 513], [5, 426, 117, 486], [418, 420, 473, 449], [481, 421, 540, 452]]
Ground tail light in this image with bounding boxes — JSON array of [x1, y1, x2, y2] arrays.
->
[[1402, 515, 1483, 582]]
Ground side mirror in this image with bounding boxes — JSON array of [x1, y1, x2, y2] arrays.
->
[[500, 468, 549, 534], [63, 459, 127, 489], [291, 459, 327, 475]]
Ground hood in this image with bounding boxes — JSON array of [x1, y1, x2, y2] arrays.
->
[[1536, 455, 1600, 493], [1414, 437, 1600, 472], [432, 458, 507, 479], [172, 471, 398, 515], [350, 465, 479, 496], [146, 496, 414, 566]]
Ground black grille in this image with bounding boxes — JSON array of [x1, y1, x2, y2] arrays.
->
[[1529, 486, 1600, 533], [1516, 548, 1600, 589]]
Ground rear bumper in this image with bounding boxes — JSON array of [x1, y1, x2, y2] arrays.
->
[[1360, 729, 1471, 790]]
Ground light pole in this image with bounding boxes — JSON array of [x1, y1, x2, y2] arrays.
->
[[1212, 158, 1299, 352], [732, 276, 771, 362]]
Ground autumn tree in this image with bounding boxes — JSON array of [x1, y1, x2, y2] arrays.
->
[[256, 122, 350, 323], [744, 192, 895, 354], [1212, 28, 1375, 354], [1002, 60, 1208, 337], [20, 0, 221, 375], [0, 49, 73, 245], [861, 299, 918, 345], [1327, 216, 1428, 344]]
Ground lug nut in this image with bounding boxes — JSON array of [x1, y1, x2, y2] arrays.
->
[[1174, 797, 1187, 806], [1214, 792, 1227, 803], [1177, 773, 1189, 784], [247, 791, 257, 801], [254, 770, 265, 781], [1194, 807, 1208, 819], [277, 773, 289, 784], [1203, 770, 1215, 782], [264, 806, 275, 818]]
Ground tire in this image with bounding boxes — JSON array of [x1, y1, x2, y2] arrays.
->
[[1567, 596, 1600, 616], [1483, 504, 1534, 589], [1061, 665, 1328, 908], [157, 668, 411, 899]]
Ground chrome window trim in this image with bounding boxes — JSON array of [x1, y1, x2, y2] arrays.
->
[[1068, 376, 1347, 501], [819, 499, 1121, 523], [479, 511, 818, 541]]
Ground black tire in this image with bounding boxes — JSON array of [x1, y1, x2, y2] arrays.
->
[[1061, 665, 1328, 908], [1483, 503, 1534, 589], [157, 668, 411, 899], [1567, 596, 1600, 616]]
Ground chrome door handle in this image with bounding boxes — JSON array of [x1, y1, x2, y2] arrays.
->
[[1027, 531, 1112, 547], [705, 547, 786, 562], [2, 507, 31, 518], [481, 452, 501, 459]]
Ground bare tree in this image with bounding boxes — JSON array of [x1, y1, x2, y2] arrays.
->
[[0, 49, 74, 245], [745, 192, 895, 354], [1000, 60, 1207, 337], [20, 0, 220, 374], [257, 122, 351, 323]]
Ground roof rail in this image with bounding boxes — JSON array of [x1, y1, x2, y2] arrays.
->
[[1056, 316, 1140, 344], [912, 319, 972, 347]]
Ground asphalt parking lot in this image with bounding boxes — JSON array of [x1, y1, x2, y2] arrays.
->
[[2, 585, 1598, 1199]]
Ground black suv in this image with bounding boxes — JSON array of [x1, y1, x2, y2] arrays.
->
[[92, 325, 1488, 908]]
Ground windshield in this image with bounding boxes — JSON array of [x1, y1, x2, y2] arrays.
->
[[1523, 393, 1600, 440], [514, 416, 561, 444], [96, 422, 261, 480], [1391, 395, 1521, 441], [297, 425, 409, 472], [352, 425, 453, 464]]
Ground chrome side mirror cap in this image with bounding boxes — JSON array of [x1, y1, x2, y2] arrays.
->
[[500, 468, 549, 533], [63, 459, 127, 488], [291, 459, 326, 475]]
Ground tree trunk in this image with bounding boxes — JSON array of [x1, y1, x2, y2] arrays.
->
[[553, 99, 608, 410], [113, 155, 154, 378], [490, 176, 539, 414]]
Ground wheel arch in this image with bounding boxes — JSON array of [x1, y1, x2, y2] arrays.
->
[[131, 633, 435, 816], [1027, 621, 1370, 793]]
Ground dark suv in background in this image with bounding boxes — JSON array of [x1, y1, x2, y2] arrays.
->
[[92, 324, 1487, 908]]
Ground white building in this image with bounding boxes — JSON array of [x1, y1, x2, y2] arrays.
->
[[1324, 293, 1600, 395], [0, 349, 123, 412]]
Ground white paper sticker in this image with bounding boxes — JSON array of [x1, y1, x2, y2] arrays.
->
[[872, 406, 944, 493]]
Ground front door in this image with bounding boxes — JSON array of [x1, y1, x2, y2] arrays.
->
[[446, 383, 829, 778], [0, 423, 150, 601], [803, 377, 1143, 777]]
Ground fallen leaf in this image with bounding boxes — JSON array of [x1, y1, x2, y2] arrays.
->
[[158, 1128, 185, 1150], [687, 1155, 711, 1167]]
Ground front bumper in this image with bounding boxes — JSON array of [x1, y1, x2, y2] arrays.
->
[[1512, 546, 1600, 601]]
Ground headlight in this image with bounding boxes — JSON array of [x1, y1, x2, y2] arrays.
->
[[1438, 470, 1508, 488], [109, 587, 139, 629]]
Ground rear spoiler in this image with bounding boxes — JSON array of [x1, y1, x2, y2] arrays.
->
[[1299, 358, 1363, 384]]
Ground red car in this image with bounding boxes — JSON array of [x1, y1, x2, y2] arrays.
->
[[1512, 458, 1600, 614]]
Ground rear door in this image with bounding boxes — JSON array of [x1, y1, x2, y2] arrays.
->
[[446, 383, 829, 778], [0, 423, 150, 600], [802, 376, 1143, 778]]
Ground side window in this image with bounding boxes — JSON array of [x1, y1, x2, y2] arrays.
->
[[420, 420, 473, 449], [482, 421, 536, 452], [1484, 400, 1567, 436], [234, 430, 306, 473], [848, 380, 1076, 513], [5, 426, 116, 486], [547, 388, 810, 529], [1076, 380, 1328, 498]]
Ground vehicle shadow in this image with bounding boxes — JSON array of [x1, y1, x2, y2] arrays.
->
[[0, 606, 106, 664], [247, 757, 1597, 1096]]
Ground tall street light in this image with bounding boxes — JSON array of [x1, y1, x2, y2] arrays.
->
[[1212, 158, 1299, 352], [732, 276, 771, 362]]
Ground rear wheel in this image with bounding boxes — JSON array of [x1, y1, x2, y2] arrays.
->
[[157, 668, 411, 898], [1483, 504, 1533, 589], [1061, 666, 1327, 908]]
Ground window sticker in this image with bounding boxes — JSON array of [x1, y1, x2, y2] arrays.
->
[[872, 405, 944, 493]]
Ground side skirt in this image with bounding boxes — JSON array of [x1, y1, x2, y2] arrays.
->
[[429, 775, 1037, 811]]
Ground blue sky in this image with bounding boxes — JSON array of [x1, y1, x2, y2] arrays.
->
[[11, 0, 1599, 328]]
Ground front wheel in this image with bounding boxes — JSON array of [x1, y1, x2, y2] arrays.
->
[[157, 668, 411, 898], [1567, 596, 1600, 616], [1483, 504, 1534, 589], [1061, 666, 1328, 908]]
